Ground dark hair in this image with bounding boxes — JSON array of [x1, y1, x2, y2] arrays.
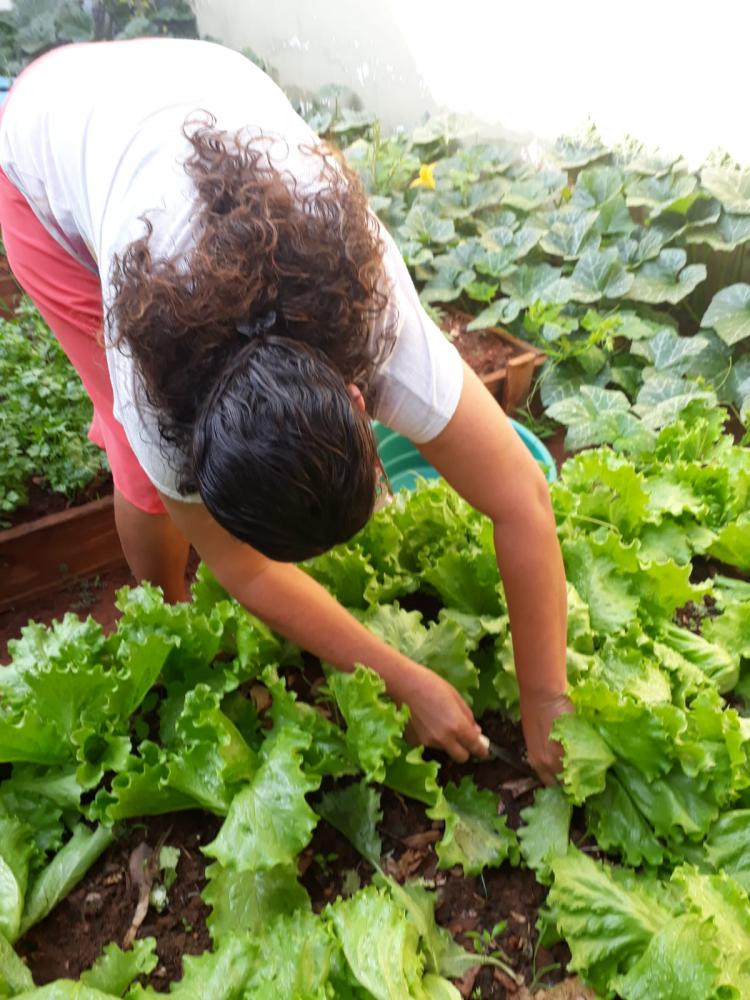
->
[[110, 118, 394, 557], [193, 335, 377, 561]]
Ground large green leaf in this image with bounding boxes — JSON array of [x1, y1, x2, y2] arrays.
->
[[701, 283, 750, 346], [500, 262, 572, 306], [567, 247, 634, 303], [316, 781, 383, 865], [701, 165, 750, 214], [586, 774, 666, 868], [686, 211, 750, 251], [547, 385, 652, 452], [672, 867, 750, 998], [419, 263, 474, 304], [501, 172, 565, 212], [476, 223, 543, 276], [383, 744, 441, 807], [328, 665, 409, 783], [538, 207, 600, 259], [242, 908, 335, 998], [427, 777, 518, 875], [614, 141, 686, 177], [552, 130, 609, 170], [634, 372, 716, 430], [328, 887, 424, 1000], [612, 913, 720, 1000], [625, 173, 697, 216], [0, 815, 32, 943], [572, 166, 624, 207], [546, 849, 674, 993], [202, 734, 320, 872], [615, 228, 667, 267], [399, 205, 456, 246], [19, 825, 114, 940], [360, 605, 479, 703], [465, 297, 522, 330], [708, 512, 750, 572], [80, 939, 157, 996], [202, 862, 309, 943], [724, 353, 750, 418], [704, 810, 750, 891], [0, 930, 33, 996], [375, 876, 478, 980], [518, 786, 572, 884], [554, 713, 616, 802], [631, 328, 710, 374], [626, 249, 706, 304]]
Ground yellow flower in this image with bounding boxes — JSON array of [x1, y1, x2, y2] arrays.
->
[[410, 162, 437, 190]]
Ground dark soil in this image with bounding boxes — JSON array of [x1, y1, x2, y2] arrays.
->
[[16, 709, 575, 998], [6, 472, 113, 529], [442, 314, 515, 377], [0, 565, 134, 662], [16, 811, 218, 991], [0, 552, 200, 664], [674, 594, 719, 633], [10, 621, 578, 994]]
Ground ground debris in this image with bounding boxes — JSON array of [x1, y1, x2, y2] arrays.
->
[[516, 976, 597, 999]]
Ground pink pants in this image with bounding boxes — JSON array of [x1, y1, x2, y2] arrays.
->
[[0, 158, 165, 514]]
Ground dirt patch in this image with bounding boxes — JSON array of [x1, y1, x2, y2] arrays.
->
[[0, 565, 135, 662], [17, 811, 219, 991], [0, 552, 202, 663], [7, 473, 113, 528], [441, 314, 515, 377], [15, 712, 578, 998]]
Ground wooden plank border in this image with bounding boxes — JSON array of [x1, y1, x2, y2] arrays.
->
[[442, 310, 546, 414], [0, 496, 126, 612]]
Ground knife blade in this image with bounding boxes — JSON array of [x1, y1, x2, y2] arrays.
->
[[480, 736, 535, 776]]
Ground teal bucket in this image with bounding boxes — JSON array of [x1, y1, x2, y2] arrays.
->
[[373, 420, 557, 493]]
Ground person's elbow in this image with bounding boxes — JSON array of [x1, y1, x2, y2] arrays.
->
[[491, 459, 555, 533]]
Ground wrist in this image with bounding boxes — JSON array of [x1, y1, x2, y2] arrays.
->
[[518, 682, 569, 706], [375, 656, 427, 705]]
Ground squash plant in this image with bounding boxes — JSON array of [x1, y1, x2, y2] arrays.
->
[[321, 111, 750, 427]]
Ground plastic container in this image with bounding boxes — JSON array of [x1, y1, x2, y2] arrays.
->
[[373, 420, 557, 493]]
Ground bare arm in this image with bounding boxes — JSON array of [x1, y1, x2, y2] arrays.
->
[[419, 363, 570, 783], [159, 491, 488, 762]]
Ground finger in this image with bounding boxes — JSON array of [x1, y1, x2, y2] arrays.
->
[[468, 731, 490, 759], [445, 737, 470, 764], [454, 692, 477, 728], [530, 759, 558, 787]]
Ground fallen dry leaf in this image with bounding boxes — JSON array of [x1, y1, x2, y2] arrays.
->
[[381, 847, 424, 880], [453, 964, 480, 998], [501, 776, 541, 798], [249, 684, 271, 714], [402, 829, 440, 849], [516, 976, 597, 999]]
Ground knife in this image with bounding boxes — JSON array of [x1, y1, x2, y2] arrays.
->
[[479, 735, 535, 776]]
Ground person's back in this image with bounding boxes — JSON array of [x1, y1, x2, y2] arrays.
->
[[0, 38, 318, 274]]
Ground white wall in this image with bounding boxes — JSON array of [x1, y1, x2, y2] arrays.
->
[[194, 0, 750, 166], [193, 0, 439, 129]]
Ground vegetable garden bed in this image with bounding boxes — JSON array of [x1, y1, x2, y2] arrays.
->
[[0, 398, 748, 999], [0, 493, 125, 612], [441, 311, 545, 414]]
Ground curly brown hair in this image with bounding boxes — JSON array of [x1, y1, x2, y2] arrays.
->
[[110, 118, 394, 493]]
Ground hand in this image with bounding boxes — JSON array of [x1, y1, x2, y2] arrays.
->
[[395, 662, 488, 763], [519, 690, 573, 786]]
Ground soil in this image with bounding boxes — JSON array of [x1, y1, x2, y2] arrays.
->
[[0, 565, 134, 662], [5, 472, 113, 529], [0, 551, 201, 663], [674, 594, 719, 633], [441, 313, 515, 377], [15, 707, 580, 998]]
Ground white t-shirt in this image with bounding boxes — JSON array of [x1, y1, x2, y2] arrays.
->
[[0, 38, 463, 500]]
